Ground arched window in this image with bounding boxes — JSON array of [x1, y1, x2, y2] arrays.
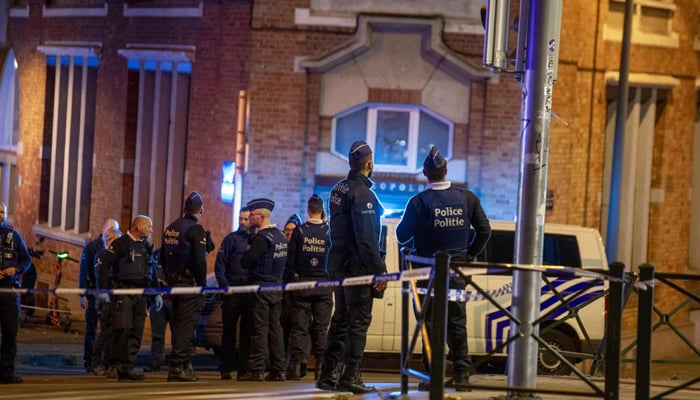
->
[[331, 103, 453, 173]]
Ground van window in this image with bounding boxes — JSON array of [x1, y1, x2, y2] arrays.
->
[[477, 231, 582, 268]]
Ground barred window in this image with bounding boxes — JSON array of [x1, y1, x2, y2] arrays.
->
[[38, 48, 99, 234]]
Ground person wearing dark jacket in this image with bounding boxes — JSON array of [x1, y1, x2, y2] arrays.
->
[[316, 141, 387, 394], [0, 202, 30, 384], [103, 215, 161, 381], [396, 146, 491, 391], [284, 194, 332, 380], [79, 218, 119, 373], [92, 227, 122, 377], [238, 198, 287, 382], [214, 206, 252, 380], [161, 191, 210, 382]]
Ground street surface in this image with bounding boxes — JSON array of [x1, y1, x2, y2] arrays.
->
[[9, 317, 700, 399]]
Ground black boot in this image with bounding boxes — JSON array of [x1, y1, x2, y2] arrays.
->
[[286, 360, 302, 380], [316, 360, 340, 391], [314, 357, 323, 381], [337, 364, 376, 394], [452, 370, 471, 392]]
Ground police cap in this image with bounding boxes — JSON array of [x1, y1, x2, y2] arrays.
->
[[423, 146, 447, 170], [349, 141, 372, 161], [247, 198, 275, 212], [307, 194, 323, 208], [184, 191, 203, 213]]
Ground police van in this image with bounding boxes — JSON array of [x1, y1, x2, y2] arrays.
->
[[365, 219, 609, 375]]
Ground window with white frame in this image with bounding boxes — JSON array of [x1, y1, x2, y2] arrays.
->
[[0, 50, 19, 216], [601, 82, 671, 271], [37, 47, 99, 234], [119, 47, 193, 246], [605, 0, 679, 48], [331, 103, 453, 173]]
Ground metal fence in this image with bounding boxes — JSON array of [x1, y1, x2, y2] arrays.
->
[[398, 253, 700, 399]]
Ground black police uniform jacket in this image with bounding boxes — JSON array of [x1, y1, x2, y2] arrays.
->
[[214, 228, 250, 287], [79, 237, 103, 291], [396, 181, 491, 260], [328, 170, 386, 277], [242, 225, 287, 284], [103, 232, 157, 288], [0, 223, 31, 287], [161, 215, 208, 287], [285, 219, 329, 281]]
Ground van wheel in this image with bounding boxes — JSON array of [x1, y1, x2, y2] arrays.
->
[[538, 329, 576, 375]]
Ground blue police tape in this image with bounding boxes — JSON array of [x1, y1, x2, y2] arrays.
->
[[0, 258, 614, 298], [415, 283, 514, 302]]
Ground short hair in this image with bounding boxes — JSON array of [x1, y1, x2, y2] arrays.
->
[[256, 209, 272, 219], [307, 195, 324, 215], [349, 154, 372, 172]]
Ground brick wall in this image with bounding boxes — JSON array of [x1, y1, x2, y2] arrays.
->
[[8, 0, 700, 339], [10, 0, 252, 289]]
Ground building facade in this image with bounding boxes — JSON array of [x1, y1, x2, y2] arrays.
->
[[2, 0, 700, 342]]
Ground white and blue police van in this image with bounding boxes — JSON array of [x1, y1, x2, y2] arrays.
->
[[365, 219, 609, 375]]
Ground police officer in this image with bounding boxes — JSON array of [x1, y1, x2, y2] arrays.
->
[[239, 198, 287, 382], [80, 218, 119, 373], [396, 146, 491, 391], [0, 202, 30, 384], [103, 215, 162, 381], [285, 194, 332, 380], [161, 191, 210, 382], [93, 227, 122, 377], [214, 206, 252, 380], [316, 141, 387, 394], [144, 250, 172, 373]]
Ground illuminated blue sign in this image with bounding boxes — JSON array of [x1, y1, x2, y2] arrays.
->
[[221, 161, 235, 203]]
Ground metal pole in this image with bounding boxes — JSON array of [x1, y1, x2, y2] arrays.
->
[[400, 250, 409, 394], [507, 0, 561, 393], [605, 0, 634, 264], [635, 264, 655, 400], [429, 251, 450, 400], [605, 261, 626, 400]]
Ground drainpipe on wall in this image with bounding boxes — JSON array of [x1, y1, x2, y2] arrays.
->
[[232, 89, 248, 230]]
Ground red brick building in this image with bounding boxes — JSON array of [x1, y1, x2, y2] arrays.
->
[[2, 0, 700, 351]]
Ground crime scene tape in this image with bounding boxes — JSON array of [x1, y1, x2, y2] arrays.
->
[[635, 279, 655, 290], [0, 258, 615, 297], [415, 282, 513, 302]]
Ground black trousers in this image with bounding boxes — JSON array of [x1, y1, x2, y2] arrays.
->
[[110, 294, 147, 372], [323, 273, 374, 367], [0, 292, 18, 378], [219, 293, 250, 373], [149, 295, 173, 365], [91, 297, 112, 369], [247, 291, 284, 374], [83, 295, 98, 369], [169, 293, 202, 368], [422, 277, 471, 374], [287, 288, 332, 362]]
